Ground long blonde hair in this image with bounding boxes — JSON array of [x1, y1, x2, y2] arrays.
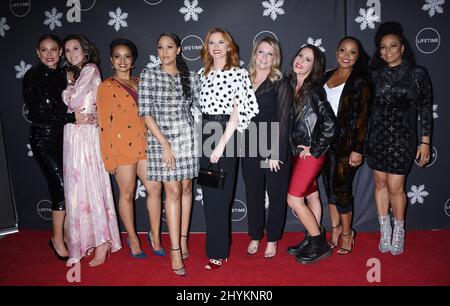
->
[[201, 28, 240, 76], [248, 37, 283, 83]]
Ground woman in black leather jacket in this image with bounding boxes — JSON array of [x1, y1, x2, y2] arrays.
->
[[22, 34, 88, 261], [286, 44, 337, 264]]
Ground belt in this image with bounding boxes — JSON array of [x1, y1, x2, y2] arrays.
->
[[202, 114, 230, 121]]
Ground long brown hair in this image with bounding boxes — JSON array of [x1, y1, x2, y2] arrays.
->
[[201, 28, 240, 75]]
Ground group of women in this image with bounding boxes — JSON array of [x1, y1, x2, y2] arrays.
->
[[23, 21, 432, 275]]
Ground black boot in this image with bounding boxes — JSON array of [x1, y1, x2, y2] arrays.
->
[[287, 230, 310, 255], [295, 232, 332, 264]]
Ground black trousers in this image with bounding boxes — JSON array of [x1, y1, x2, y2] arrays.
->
[[200, 115, 239, 259], [241, 157, 290, 242], [29, 125, 65, 211]]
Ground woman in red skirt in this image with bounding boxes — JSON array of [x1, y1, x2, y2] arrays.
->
[[287, 44, 337, 264]]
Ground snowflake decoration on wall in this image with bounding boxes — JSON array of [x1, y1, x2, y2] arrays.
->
[[0, 17, 10, 37], [135, 179, 146, 200], [407, 184, 429, 205], [179, 0, 203, 22], [15, 60, 31, 79], [108, 7, 128, 32], [27, 144, 33, 157], [195, 188, 204, 205], [433, 104, 439, 119], [44, 7, 63, 31], [146, 55, 161, 68], [355, 7, 380, 30], [262, 0, 285, 21], [306, 37, 326, 52], [422, 0, 445, 17]]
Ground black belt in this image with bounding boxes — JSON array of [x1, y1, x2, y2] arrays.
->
[[202, 114, 230, 121]]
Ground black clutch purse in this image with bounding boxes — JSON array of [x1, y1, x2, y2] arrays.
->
[[197, 163, 226, 189]]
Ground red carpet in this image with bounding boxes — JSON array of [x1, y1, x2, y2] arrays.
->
[[1, 230, 449, 286]]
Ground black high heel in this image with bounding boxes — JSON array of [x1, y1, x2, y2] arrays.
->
[[49, 239, 69, 261], [329, 224, 342, 249], [337, 230, 356, 255], [181, 234, 189, 260], [170, 248, 186, 277]]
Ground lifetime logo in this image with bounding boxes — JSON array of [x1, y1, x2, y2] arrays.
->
[[416, 28, 441, 54], [9, 0, 31, 17], [231, 199, 247, 222], [181, 35, 204, 61]]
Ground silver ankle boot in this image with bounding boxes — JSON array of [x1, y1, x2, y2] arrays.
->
[[378, 215, 392, 253], [391, 219, 405, 256]]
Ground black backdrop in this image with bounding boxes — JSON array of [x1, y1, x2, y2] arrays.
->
[[1, 0, 449, 233]]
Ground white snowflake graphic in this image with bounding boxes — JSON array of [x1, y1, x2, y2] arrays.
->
[[422, 0, 445, 17], [240, 60, 245, 67], [146, 55, 161, 69], [179, 0, 203, 22], [15, 61, 32, 79], [355, 7, 380, 31], [306, 37, 326, 52], [195, 187, 204, 205], [108, 7, 128, 32], [0, 17, 10, 37], [265, 190, 269, 209], [43, 7, 63, 31], [135, 179, 146, 200], [433, 104, 439, 119], [262, 0, 285, 21], [407, 184, 429, 205], [27, 144, 33, 157]]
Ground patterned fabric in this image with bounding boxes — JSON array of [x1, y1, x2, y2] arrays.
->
[[62, 64, 122, 264], [97, 78, 147, 172], [366, 62, 433, 175], [138, 65, 201, 181], [199, 67, 259, 132]]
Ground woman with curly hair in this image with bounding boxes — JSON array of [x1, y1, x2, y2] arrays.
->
[[366, 22, 433, 255]]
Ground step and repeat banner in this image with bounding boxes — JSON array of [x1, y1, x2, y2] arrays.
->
[[0, 0, 449, 232]]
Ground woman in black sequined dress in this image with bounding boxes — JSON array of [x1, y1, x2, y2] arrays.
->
[[366, 22, 432, 255], [22, 34, 89, 260]]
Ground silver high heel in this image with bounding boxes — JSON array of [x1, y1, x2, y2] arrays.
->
[[391, 219, 405, 256], [378, 215, 392, 253]]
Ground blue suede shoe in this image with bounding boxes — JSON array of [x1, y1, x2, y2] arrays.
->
[[147, 231, 166, 256], [126, 237, 147, 259]]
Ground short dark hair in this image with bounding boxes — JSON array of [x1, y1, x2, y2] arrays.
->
[[109, 38, 138, 64]]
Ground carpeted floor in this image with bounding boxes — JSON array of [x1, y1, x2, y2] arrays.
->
[[1, 229, 449, 286]]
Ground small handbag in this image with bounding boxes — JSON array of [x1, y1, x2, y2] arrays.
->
[[197, 162, 226, 189]]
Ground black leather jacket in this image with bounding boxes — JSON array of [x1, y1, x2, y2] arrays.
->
[[290, 84, 338, 158]]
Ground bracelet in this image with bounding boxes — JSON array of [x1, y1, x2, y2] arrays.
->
[[421, 141, 430, 145]]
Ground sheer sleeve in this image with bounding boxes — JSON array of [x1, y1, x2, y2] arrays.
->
[[235, 68, 259, 132], [273, 77, 293, 163], [189, 71, 202, 124], [414, 66, 433, 137], [62, 63, 99, 112], [138, 67, 156, 117]]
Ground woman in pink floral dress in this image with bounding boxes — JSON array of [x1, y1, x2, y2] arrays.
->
[[62, 34, 121, 267]]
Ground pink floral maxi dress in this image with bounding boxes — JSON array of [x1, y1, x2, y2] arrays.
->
[[62, 63, 121, 264]]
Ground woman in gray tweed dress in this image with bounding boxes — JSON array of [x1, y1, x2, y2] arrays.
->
[[138, 33, 201, 276]]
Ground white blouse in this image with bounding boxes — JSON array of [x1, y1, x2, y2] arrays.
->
[[324, 82, 345, 116], [199, 67, 258, 132]]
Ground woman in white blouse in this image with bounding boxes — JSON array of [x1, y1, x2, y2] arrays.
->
[[198, 28, 258, 270]]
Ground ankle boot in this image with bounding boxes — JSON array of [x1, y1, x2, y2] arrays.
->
[[378, 215, 392, 253], [287, 230, 309, 255], [391, 219, 405, 256], [295, 233, 332, 264]]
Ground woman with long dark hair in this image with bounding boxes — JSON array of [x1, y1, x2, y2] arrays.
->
[[63, 34, 121, 267], [22, 34, 90, 261], [287, 44, 337, 264], [366, 22, 432, 255], [138, 33, 201, 276], [321, 36, 371, 255]]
